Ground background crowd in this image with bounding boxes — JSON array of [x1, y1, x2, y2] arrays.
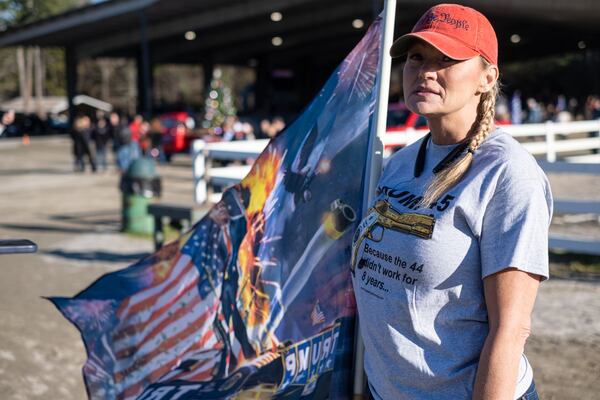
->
[[2, 89, 600, 175], [66, 111, 287, 174], [495, 93, 600, 124]]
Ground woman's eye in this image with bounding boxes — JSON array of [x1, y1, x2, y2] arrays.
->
[[407, 53, 422, 61]]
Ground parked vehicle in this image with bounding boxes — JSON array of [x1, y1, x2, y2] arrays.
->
[[159, 112, 196, 161]]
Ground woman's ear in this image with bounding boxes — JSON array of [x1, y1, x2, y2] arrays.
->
[[479, 64, 499, 94]]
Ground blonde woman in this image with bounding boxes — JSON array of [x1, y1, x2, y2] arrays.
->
[[352, 4, 551, 399]]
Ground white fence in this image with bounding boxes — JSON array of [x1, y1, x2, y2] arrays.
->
[[192, 139, 267, 204], [382, 119, 600, 162], [191, 120, 600, 255]]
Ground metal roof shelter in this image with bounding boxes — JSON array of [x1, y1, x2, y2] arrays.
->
[[0, 0, 598, 118]]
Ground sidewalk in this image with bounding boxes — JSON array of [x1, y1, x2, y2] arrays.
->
[[0, 136, 193, 399]]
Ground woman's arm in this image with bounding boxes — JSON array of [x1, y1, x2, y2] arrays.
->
[[473, 268, 541, 400]]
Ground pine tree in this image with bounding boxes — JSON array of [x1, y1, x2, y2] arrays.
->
[[202, 68, 236, 129]]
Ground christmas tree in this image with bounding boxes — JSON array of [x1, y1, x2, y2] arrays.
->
[[202, 68, 237, 129]]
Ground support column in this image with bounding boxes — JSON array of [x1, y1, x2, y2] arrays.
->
[[203, 59, 214, 99], [65, 46, 77, 127], [255, 55, 272, 113], [137, 10, 153, 118]]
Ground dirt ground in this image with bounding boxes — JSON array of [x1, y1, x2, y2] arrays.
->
[[0, 136, 598, 399]]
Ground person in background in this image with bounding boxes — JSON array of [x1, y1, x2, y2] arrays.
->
[[510, 90, 522, 124], [0, 109, 16, 138], [584, 95, 600, 151], [495, 95, 511, 125], [71, 115, 97, 173], [92, 112, 112, 172], [271, 116, 286, 136], [138, 120, 151, 155], [222, 116, 238, 141], [242, 122, 255, 140], [115, 127, 141, 173], [258, 118, 272, 139], [148, 117, 166, 163], [109, 112, 126, 153], [526, 98, 543, 124], [585, 95, 600, 120], [128, 114, 144, 143]]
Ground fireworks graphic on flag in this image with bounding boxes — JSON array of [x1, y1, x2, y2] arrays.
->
[[336, 21, 380, 101]]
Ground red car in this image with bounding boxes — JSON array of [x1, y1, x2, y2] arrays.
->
[[159, 112, 196, 160]]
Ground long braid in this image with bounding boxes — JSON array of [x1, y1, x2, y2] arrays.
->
[[420, 80, 499, 207]]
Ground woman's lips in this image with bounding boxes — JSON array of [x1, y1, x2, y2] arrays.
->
[[412, 87, 440, 97]]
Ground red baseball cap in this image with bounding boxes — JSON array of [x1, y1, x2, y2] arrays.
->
[[390, 3, 498, 65]]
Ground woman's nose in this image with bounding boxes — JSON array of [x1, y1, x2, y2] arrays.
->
[[418, 62, 438, 80]]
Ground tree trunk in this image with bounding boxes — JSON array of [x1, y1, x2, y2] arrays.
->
[[34, 46, 44, 117], [25, 47, 34, 114], [127, 61, 136, 117], [16, 47, 29, 111], [99, 59, 111, 103]]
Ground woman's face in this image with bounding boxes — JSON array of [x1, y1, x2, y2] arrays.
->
[[403, 41, 495, 120]]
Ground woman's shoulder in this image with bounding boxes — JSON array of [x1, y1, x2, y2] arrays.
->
[[477, 128, 543, 179]]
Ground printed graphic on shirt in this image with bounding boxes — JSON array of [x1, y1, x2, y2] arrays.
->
[[377, 185, 456, 212], [351, 198, 435, 299], [350, 200, 434, 275], [353, 183, 458, 300], [355, 242, 425, 299]]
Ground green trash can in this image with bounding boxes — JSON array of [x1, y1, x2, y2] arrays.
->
[[120, 158, 161, 234]]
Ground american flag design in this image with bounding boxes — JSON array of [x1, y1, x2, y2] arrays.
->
[[50, 16, 382, 400], [311, 301, 326, 326]]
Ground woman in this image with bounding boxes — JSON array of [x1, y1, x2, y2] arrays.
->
[[352, 4, 551, 399]]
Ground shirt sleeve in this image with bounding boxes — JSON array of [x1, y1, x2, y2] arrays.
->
[[480, 176, 552, 280]]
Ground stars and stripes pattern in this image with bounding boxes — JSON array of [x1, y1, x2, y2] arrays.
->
[[310, 301, 326, 326], [64, 216, 232, 400], [109, 252, 222, 399]]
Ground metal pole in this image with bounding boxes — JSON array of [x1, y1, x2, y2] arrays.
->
[[138, 10, 152, 118], [353, 0, 397, 398], [65, 46, 77, 128], [192, 139, 207, 204]]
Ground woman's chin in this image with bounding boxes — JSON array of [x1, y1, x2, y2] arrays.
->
[[410, 103, 438, 117]]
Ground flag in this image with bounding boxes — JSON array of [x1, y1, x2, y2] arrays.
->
[[50, 16, 383, 400]]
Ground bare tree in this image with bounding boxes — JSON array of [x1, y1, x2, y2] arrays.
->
[[34, 46, 44, 116], [16, 47, 30, 112]]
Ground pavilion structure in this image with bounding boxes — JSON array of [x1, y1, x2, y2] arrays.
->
[[0, 0, 598, 118]]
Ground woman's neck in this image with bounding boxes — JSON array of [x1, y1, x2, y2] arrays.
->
[[427, 105, 479, 145]]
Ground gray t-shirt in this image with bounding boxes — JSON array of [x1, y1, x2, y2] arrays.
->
[[352, 129, 552, 399]]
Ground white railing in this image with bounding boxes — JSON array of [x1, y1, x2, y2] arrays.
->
[[382, 119, 600, 162], [192, 139, 268, 204], [191, 121, 600, 255], [505, 120, 600, 162]]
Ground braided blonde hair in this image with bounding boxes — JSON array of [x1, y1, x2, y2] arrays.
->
[[420, 64, 500, 207]]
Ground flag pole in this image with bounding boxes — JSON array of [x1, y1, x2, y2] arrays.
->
[[353, 0, 397, 397]]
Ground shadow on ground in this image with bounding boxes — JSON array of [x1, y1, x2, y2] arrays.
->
[[0, 168, 73, 176], [1, 210, 122, 234], [50, 210, 121, 227], [549, 252, 600, 282], [0, 223, 118, 234], [44, 249, 150, 263]]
